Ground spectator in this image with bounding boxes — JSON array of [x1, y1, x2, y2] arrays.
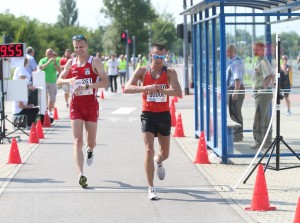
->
[[118, 54, 127, 87], [12, 58, 39, 129], [38, 48, 61, 116], [251, 42, 275, 150], [25, 47, 38, 82], [280, 55, 292, 115], [226, 44, 245, 142], [13, 57, 31, 82], [106, 54, 119, 93]]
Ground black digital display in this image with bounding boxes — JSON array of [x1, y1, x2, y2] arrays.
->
[[0, 43, 25, 58]]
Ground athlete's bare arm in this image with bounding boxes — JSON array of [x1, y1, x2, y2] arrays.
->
[[57, 59, 77, 86], [91, 57, 108, 89], [125, 66, 145, 93]]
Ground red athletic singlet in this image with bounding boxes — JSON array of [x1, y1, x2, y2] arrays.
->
[[68, 56, 99, 104], [142, 67, 169, 112]]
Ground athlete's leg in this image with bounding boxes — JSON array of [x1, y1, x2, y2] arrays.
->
[[143, 132, 155, 187], [156, 135, 170, 164], [85, 121, 97, 150], [71, 119, 84, 175]]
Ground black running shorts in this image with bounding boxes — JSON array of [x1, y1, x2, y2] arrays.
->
[[141, 111, 171, 137]]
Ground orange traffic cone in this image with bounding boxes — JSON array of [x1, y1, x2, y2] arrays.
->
[[294, 197, 300, 223], [53, 107, 59, 120], [194, 131, 211, 164], [101, 90, 105, 99], [43, 111, 51, 128], [174, 96, 178, 103], [7, 138, 22, 164], [173, 113, 185, 137], [36, 119, 44, 139], [28, 123, 39, 144], [245, 164, 276, 211], [170, 103, 176, 127]]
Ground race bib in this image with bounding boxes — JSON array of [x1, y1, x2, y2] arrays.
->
[[71, 78, 93, 96], [146, 84, 168, 102], [146, 92, 167, 102]]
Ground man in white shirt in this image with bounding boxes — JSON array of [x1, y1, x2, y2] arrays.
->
[[13, 58, 31, 83], [107, 54, 119, 93]]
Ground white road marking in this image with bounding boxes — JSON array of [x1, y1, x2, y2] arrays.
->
[[1, 186, 231, 193], [111, 107, 136, 114], [99, 117, 138, 122]]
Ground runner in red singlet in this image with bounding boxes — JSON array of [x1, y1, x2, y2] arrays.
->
[[125, 43, 182, 200], [57, 35, 108, 188]]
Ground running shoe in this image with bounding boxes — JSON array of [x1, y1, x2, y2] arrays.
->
[[79, 175, 88, 188], [48, 112, 53, 118], [148, 187, 158, 200], [154, 156, 165, 180], [86, 149, 94, 166]]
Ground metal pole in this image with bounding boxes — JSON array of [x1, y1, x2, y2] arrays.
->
[[190, 0, 194, 88], [132, 35, 136, 70], [148, 24, 151, 66], [126, 29, 129, 81], [183, 0, 189, 95], [0, 59, 6, 143]]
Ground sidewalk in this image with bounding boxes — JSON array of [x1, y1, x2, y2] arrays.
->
[[174, 92, 300, 223], [0, 88, 299, 223]]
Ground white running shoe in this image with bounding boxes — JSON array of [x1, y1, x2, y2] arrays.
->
[[148, 187, 158, 200], [86, 149, 94, 166], [154, 156, 165, 180]]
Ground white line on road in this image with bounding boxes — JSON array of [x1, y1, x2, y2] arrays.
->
[[1, 186, 231, 193], [111, 107, 136, 114]]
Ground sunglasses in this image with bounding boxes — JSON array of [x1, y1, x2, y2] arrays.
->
[[282, 58, 287, 60], [72, 34, 86, 40], [152, 54, 166, 60]]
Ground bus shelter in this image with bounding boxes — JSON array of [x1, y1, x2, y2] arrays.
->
[[181, 0, 300, 163]]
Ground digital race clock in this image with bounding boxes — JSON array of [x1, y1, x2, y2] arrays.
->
[[0, 43, 26, 58]]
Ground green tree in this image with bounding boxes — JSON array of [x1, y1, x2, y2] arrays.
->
[[101, 0, 157, 54], [57, 0, 79, 27], [151, 14, 176, 51]]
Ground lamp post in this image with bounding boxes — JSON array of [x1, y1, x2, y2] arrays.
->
[[183, 0, 189, 95], [126, 29, 129, 81], [148, 23, 151, 66]]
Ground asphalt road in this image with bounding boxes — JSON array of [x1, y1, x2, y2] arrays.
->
[[0, 90, 251, 223]]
